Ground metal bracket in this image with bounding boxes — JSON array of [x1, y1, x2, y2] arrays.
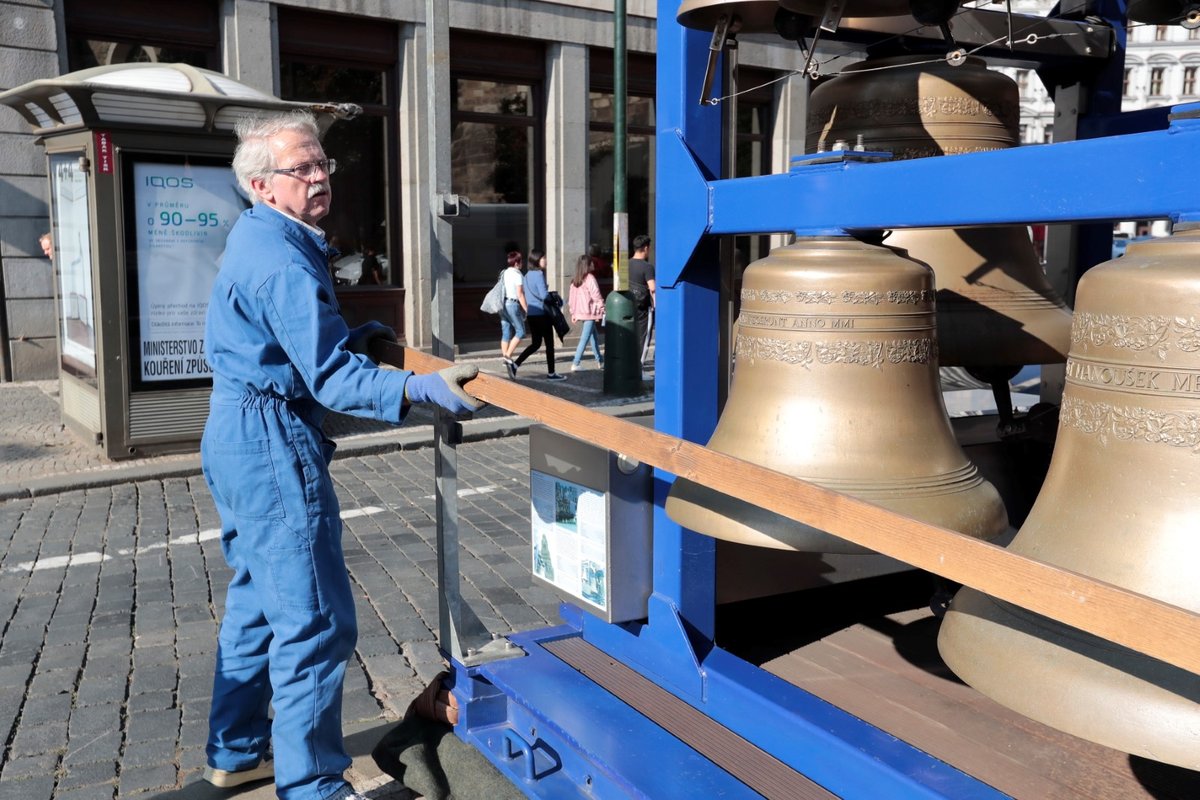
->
[[789, 149, 894, 169], [436, 192, 470, 219]]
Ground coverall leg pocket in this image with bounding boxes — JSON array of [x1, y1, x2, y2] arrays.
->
[[268, 542, 320, 612]]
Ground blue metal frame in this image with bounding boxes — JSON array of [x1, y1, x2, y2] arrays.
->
[[453, 1, 1184, 796]]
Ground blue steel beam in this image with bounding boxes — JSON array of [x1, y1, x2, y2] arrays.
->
[[462, 618, 1012, 799], [699, 106, 1200, 236]]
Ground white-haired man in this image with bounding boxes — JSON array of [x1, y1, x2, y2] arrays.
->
[[200, 110, 483, 800]]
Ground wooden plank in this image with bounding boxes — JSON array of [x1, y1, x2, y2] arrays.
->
[[839, 613, 1150, 785], [836, 613, 1200, 800], [766, 647, 1073, 800], [378, 343, 1200, 676], [816, 638, 1147, 799], [766, 609, 1200, 800]]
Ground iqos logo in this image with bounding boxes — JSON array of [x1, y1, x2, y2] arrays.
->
[[146, 176, 195, 188]]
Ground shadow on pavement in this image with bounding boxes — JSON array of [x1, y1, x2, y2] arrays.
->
[[147, 722, 418, 800]]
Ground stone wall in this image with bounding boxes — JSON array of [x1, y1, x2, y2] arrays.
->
[[0, 1, 63, 380]]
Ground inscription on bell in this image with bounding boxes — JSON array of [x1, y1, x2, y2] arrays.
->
[[808, 96, 1018, 124], [737, 334, 933, 368], [742, 288, 934, 306], [1067, 358, 1200, 395], [738, 312, 855, 330]]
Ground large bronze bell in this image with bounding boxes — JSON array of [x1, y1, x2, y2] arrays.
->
[[675, 1, 965, 33], [808, 55, 1073, 368], [937, 230, 1200, 770], [676, 0, 788, 32], [665, 236, 1009, 553]]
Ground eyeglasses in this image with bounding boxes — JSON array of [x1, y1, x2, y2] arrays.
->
[[272, 159, 337, 179]]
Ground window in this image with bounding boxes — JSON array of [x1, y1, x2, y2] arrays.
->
[[1043, 125, 1054, 143], [1150, 67, 1166, 95], [1019, 123, 1029, 143], [278, 8, 399, 289], [589, 50, 656, 267], [1191, 26, 1200, 40], [1123, 68, 1133, 97], [1156, 25, 1169, 42], [65, 0, 219, 70], [450, 33, 545, 291], [1185, 66, 1198, 95], [1015, 70, 1030, 92]]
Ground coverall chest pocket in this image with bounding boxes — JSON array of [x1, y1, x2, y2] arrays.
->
[[207, 438, 285, 520]]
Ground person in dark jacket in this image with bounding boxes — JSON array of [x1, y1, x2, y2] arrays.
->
[[512, 249, 566, 381], [627, 234, 656, 368]]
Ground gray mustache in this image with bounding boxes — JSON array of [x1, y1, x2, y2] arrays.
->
[[308, 183, 329, 199]]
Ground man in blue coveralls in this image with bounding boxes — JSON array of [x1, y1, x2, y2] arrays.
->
[[200, 110, 484, 800]]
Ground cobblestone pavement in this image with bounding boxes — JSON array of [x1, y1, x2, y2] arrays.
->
[[0, 435, 566, 800], [0, 346, 656, 800]]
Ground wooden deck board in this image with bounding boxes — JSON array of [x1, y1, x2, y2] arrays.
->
[[716, 572, 1200, 800]]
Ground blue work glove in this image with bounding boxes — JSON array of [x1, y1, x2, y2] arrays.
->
[[404, 365, 486, 415], [347, 322, 396, 363]]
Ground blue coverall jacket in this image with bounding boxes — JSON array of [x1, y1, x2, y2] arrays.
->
[[201, 203, 411, 800]]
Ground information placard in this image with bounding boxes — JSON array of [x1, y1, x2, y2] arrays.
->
[[530, 469, 608, 611], [132, 162, 246, 382]]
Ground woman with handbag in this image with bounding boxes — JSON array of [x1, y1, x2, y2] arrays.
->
[[568, 254, 604, 371], [512, 249, 566, 381], [499, 250, 527, 377]]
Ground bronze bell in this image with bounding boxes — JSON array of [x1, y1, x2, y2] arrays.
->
[[675, 1, 952, 33], [808, 55, 1073, 368], [665, 236, 1009, 553], [937, 230, 1200, 770], [677, 0, 787, 32]]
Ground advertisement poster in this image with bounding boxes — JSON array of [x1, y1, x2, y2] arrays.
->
[[51, 153, 97, 373], [530, 470, 608, 610], [133, 162, 246, 382]]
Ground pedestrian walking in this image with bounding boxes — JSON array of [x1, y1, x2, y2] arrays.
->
[[200, 109, 484, 800], [499, 250, 527, 378], [568, 253, 604, 370], [513, 249, 566, 381], [628, 234, 656, 368]]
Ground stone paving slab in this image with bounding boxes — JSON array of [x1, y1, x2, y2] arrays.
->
[[0, 434, 579, 799], [0, 344, 657, 799]]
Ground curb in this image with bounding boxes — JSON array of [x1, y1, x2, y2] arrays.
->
[[0, 400, 654, 502]]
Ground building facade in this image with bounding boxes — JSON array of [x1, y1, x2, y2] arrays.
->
[[0, 0, 809, 381], [1001, 0, 1189, 237]]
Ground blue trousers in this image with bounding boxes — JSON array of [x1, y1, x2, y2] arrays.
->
[[202, 396, 357, 800], [572, 319, 603, 366]]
